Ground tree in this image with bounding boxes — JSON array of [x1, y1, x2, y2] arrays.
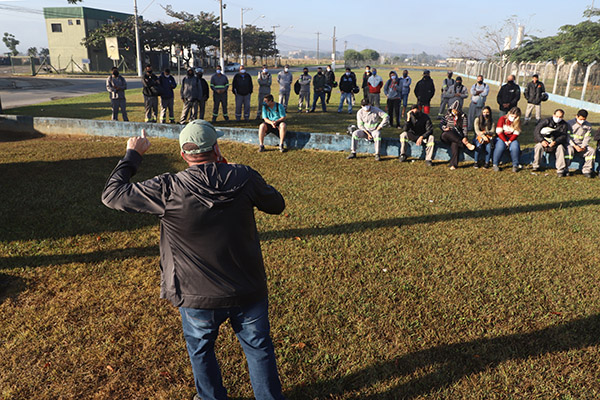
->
[[27, 47, 38, 57], [3, 32, 20, 56], [360, 49, 379, 61], [40, 48, 49, 58], [344, 49, 363, 62]]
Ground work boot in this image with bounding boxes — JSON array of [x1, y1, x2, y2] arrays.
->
[[398, 154, 407, 162], [347, 152, 356, 159], [374, 154, 381, 161], [258, 145, 265, 153]]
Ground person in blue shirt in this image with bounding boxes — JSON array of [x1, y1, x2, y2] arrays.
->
[[258, 94, 287, 153], [158, 68, 177, 123]]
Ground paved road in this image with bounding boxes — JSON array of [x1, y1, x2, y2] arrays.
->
[[0, 76, 143, 110]]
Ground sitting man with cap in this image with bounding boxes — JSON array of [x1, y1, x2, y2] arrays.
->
[[102, 120, 287, 400], [258, 94, 287, 153], [532, 108, 571, 177], [347, 98, 390, 161]]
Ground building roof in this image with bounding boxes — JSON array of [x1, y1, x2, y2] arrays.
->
[[43, 7, 132, 21]]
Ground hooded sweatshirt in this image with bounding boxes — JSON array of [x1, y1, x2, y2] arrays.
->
[[102, 150, 285, 309]]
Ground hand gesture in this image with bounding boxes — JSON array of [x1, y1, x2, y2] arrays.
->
[[127, 129, 151, 155]]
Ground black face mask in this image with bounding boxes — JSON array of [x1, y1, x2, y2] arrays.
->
[[318, 71, 322, 75], [113, 72, 119, 77], [402, 73, 408, 78], [303, 71, 308, 75], [187, 72, 193, 76], [146, 70, 152, 75], [477, 80, 483, 84]]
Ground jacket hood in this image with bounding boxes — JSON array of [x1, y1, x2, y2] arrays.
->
[[176, 163, 250, 208]]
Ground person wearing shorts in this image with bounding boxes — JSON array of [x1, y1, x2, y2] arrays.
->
[[258, 94, 287, 153]]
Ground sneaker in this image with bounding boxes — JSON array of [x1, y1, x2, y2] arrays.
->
[[374, 154, 381, 161], [532, 167, 539, 172], [224, 116, 230, 121], [426, 160, 433, 167], [212, 117, 217, 122], [348, 110, 352, 114], [347, 152, 356, 159], [279, 144, 287, 153], [584, 172, 594, 178], [399, 154, 407, 162], [258, 145, 265, 153], [493, 165, 500, 172], [473, 164, 479, 169], [449, 166, 456, 170], [170, 119, 176, 124], [482, 162, 490, 170], [512, 166, 520, 173]]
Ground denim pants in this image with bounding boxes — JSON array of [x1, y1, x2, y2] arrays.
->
[[338, 92, 353, 112], [473, 137, 492, 164], [179, 297, 285, 400], [311, 90, 326, 111], [493, 138, 520, 166]]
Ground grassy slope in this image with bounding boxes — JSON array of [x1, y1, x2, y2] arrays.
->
[[1, 133, 600, 399]]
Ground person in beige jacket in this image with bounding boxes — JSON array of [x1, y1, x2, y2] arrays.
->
[[347, 98, 390, 161]]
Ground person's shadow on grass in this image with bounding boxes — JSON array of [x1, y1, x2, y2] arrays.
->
[[285, 313, 600, 399]]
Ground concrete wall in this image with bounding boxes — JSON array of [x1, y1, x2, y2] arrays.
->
[[0, 114, 591, 170]]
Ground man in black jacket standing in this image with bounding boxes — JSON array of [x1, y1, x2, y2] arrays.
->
[[532, 109, 570, 177], [102, 121, 287, 400], [414, 70, 435, 115], [497, 74, 521, 116], [195, 67, 210, 120], [524, 74, 546, 124], [142, 64, 160, 122], [232, 65, 253, 121], [338, 67, 356, 113], [324, 65, 336, 104]]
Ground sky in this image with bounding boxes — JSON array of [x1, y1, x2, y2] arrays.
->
[[0, 0, 595, 56]]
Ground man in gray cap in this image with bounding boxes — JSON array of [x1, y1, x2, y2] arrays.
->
[[102, 121, 287, 400]]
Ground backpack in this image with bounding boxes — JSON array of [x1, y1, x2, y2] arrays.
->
[[294, 80, 301, 95]]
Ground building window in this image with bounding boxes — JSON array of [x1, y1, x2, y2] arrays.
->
[[51, 23, 62, 33], [68, 20, 73, 25], [76, 20, 81, 25]]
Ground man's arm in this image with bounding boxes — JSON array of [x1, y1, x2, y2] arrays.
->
[[249, 169, 285, 215]]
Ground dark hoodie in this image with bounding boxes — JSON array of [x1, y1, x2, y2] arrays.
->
[[102, 150, 285, 309], [414, 75, 435, 105]]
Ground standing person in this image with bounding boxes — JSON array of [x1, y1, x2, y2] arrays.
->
[[277, 65, 293, 110], [414, 70, 435, 115], [310, 67, 327, 112], [383, 71, 402, 128], [338, 67, 356, 114], [102, 121, 287, 400], [232, 65, 253, 122], [195, 67, 210, 120], [399, 104, 435, 166], [142, 64, 160, 123], [180, 67, 201, 124], [367, 68, 383, 108], [324, 64, 336, 104], [158, 68, 177, 124], [492, 106, 522, 172], [467, 75, 489, 131], [210, 66, 230, 122], [256, 65, 272, 120], [532, 109, 570, 177], [440, 100, 475, 170], [472, 106, 494, 169], [106, 67, 128, 121], [258, 94, 287, 153], [400, 69, 412, 117], [362, 65, 372, 100], [524, 74, 546, 124], [496, 74, 521, 116], [298, 67, 312, 113], [346, 98, 389, 161], [567, 109, 595, 178], [442, 76, 468, 111], [438, 71, 455, 117]]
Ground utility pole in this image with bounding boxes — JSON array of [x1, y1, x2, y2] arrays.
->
[[315, 31, 321, 65], [219, 0, 224, 71], [240, 7, 251, 65], [331, 27, 336, 71], [272, 25, 280, 67], [133, 0, 142, 77]]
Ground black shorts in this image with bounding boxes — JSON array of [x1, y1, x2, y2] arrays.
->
[[263, 123, 281, 136]]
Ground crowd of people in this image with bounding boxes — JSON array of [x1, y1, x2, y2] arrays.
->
[[105, 64, 598, 176]]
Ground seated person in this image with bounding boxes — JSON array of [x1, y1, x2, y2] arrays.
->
[[399, 104, 435, 166], [532, 109, 570, 177], [567, 109, 595, 178], [440, 100, 475, 170], [258, 94, 287, 153], [347, 98, 389, 161], [472, 106, 495, 169], [493, 107, 522, 172]]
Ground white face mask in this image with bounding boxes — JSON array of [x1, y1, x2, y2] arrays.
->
[[363, 105, 371, 112], [365, 69, 370, 73], [216, 70, 222, 74], [284, 67, 289, 72], [577, 118, 586, 125], [262, 68, 268, 73], [553, 116, 562, 123], [240, 69, 246, 74], [327, 68, 331, 71], [345, 72, 350, 76], [508, 115, 516, 122]]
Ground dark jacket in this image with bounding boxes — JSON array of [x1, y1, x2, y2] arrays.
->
[[324, 69, 335, 85], [496, 81, 521, 112], [142, 72, 160, 97], [232, 72, 253, 96], [362, 71, 371, 89], [524, 81, 546, 105], [199, 77, 210, 101], [102, 150, 285, 309], [405, 111, 433, 139], [313, 72, 327, 91], [414, 76, 435, 105], [339, 72, 357, 93], [158, 73, 177, 99], [533, 117, 570, 146]]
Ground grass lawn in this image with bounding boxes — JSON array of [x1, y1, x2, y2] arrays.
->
[[5, 68, 600, 149], [1, 131, 600, 399]]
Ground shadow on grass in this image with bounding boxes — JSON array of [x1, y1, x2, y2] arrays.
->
[[261, 197, 600, 241], [287, 313, 600, 399], [0, 272, 26, 303], [5, 102, 145, 120], [0, 130, 44, 142], [0, 154, 173, 242]]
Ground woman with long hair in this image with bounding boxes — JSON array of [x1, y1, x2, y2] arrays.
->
[[440, 100, 475, 170], [493, 107, 522, 172], [473, 106, 494, 168]]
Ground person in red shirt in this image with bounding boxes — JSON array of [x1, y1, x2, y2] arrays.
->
[[493, 107, 522, 172]]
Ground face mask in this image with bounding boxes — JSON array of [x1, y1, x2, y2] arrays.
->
[[403, 73, 407, 77], [327, 68, 331, 71], [113, 72, 119, 77], [365, 69, 370, 73], [363, 105, 371, 112], [456, 81, 462, 85], [508, 115, 515, 122], [391, 75, 396, 80], [345, 72, 350, 76], [477, 80, 483, 84], [372, 71, 377, 75], [482, 113, 490, 118], [216, 70, 222, 74], [577, 118, 586, 125], [146, 70, 152, 74], [187, 72, 193, 76], [318, 71, 322, 75], [553, 116, 562, 123], [262, 68, 268, 73], [284, 68, 289, 72], [303, 71, 308, 75], [240, 69, 246, 74]]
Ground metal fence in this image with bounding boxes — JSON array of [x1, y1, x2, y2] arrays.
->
[[449, 60, 600, 105]]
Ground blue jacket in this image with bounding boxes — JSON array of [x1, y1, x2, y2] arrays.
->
[[158, 73, 177, 99]]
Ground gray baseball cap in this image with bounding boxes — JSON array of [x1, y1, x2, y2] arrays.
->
[[179, 120, 224, 154]]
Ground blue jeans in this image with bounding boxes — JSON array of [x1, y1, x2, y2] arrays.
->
[[179, 297, 285, 400], [311, 91, 326, 111], [473, 137, 492, 164], [493, 138, 520, 166], [338, 92, 353, 112], [401, 93, 409, 108]]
